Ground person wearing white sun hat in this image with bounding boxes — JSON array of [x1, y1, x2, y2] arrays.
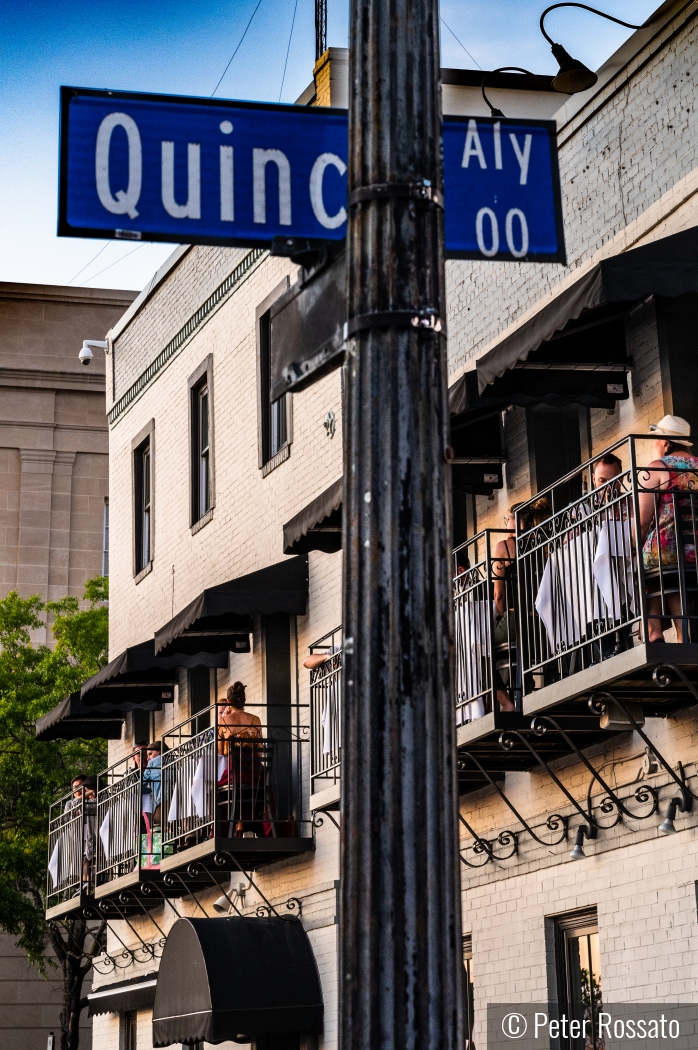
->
[[638, 415, 698, 642]]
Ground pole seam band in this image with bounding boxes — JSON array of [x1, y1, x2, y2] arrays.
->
[[348, 182, 442, 207], [346, 311, 444, 336]]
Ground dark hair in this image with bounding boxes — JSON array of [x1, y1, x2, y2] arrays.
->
[[82, 776, 98, 791], [593, 453, 622, 474], [71, 774, 86, 787], [511, 496, 550, 531], [665, 441, 688, 455], [147, 741, 161, 752], [226, 681, 246, 709]]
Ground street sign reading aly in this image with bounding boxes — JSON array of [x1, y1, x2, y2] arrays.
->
[[58, 86, 565, 263]]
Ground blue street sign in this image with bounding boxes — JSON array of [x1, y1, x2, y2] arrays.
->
[[59, 87, 565, 263]]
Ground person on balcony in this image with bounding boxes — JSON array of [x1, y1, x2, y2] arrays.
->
[[217, 681, 262, 747], [142, 742, 162, 821], [217, 683, 278, 838], [492, 499, 549, 712], [639, 415, 698, 643], [64, 775, 97, 891], [592, 453, 623, 497]]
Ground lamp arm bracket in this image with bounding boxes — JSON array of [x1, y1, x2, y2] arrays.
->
[[500, 729, 604, 829], [589, 692, 698, 808], [480, 66, 536, 118], [540, 3, 649, 47], [532, 715, 652, 823], [460, 748, 567, 845]]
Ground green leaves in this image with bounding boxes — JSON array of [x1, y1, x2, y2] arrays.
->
[[0, 577, 109, 969]]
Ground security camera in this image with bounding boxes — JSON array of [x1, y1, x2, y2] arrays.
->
[[79, 339, 108, 366]]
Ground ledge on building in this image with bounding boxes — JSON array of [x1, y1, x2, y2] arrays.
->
[[191, 507, 214, 535], [310, 782, 340, 811], [262, 443, 291, 478]]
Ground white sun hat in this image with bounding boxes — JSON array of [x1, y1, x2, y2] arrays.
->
[[648, 414, 693, 447]]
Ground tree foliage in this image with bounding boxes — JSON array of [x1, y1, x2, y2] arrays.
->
[[0, 579, 109, 978]]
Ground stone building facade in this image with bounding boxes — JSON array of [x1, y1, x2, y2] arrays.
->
[[50, 3, 698, 1050]]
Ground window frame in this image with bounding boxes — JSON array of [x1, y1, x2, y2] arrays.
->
[[102, 497, 110, 577], [189, 355, 215, 530], [120, 1010, 138, 1050], [463, 934, 475, 1050], [131, 419, 155, 580], [554, 907, 602, 1050], [256, 277, 293, 474]]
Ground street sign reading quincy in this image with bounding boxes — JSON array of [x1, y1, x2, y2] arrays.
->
[[58, 86, 565, 263]]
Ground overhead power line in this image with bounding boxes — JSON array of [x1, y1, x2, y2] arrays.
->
[[66, 241, 111, 285], [78, 244, 145, 286], [279, 0, 300, 102], [212, 0, 265, 97], [440, 17, 483, 70]]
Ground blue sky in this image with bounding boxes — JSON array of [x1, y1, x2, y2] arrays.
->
[[1, 0, 658, 292]]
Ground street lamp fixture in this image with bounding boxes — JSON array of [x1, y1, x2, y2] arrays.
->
[[540, 3, 653, 95], [659, 794, 693, 835], [569, 823, 596, 860], [481, 67, 538, 118]]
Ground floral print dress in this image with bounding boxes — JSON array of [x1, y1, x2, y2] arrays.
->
[[642, 453, 698, 568]]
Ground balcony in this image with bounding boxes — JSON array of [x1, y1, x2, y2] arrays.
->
[[46, 789, 94, 919], [519, 436, 698, 712], [158, 703, 313, 879], [92, 754, 213, 912], [309, 627, 342, 811], [454, 436, 698, 784]]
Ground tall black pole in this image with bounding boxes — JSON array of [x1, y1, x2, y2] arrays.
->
[[340, 0, 463, 1046], [315, 0, 327, 60]]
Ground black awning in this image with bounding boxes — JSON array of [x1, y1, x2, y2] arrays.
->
[[80, 641, 228, 708], [154, 556, 309, 658], [88, 974, 158, 1016], [449, 396, 505, 495], [151, 917, 323, 1046], [35, 692, 124, 742], [448, 369, 509, 422], [283, 478, 343, 555], [476, 225, 698, 391]]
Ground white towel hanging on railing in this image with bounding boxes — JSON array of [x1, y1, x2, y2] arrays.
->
[[99, 810, 111, 861]]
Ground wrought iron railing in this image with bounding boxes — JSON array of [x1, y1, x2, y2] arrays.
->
[[47, 788, 95, 911], [161, 703, 310, 854], [95, 753, 160, 890], [309, 627, 342, 794], [516, 435, 698, 692], [453, 530, 520, 725]]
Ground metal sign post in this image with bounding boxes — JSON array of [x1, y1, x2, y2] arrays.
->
[[58, 87, 564, 261], [339, 0, 464, 1049]]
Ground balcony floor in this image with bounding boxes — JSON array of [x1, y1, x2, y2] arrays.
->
[[524, 643, 698, 718], [455, 706, 635, 794], [159, 835, 315, 875], [46, 890, 94, 921]]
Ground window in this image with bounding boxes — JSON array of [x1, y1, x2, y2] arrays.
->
[[463, 935, 475, 1049], [554, 908, 602, 1050], [256, 278, 292, 471], [102, 498, 109, 577], [122, 1011, 137, 1050], [135, 439, 151, 571], [189, 666, 211, 734], [190, 356, 214, 526], [132, 420, 154, 577], [132, 709, 152, 747], [260, 309, 288, 462]]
